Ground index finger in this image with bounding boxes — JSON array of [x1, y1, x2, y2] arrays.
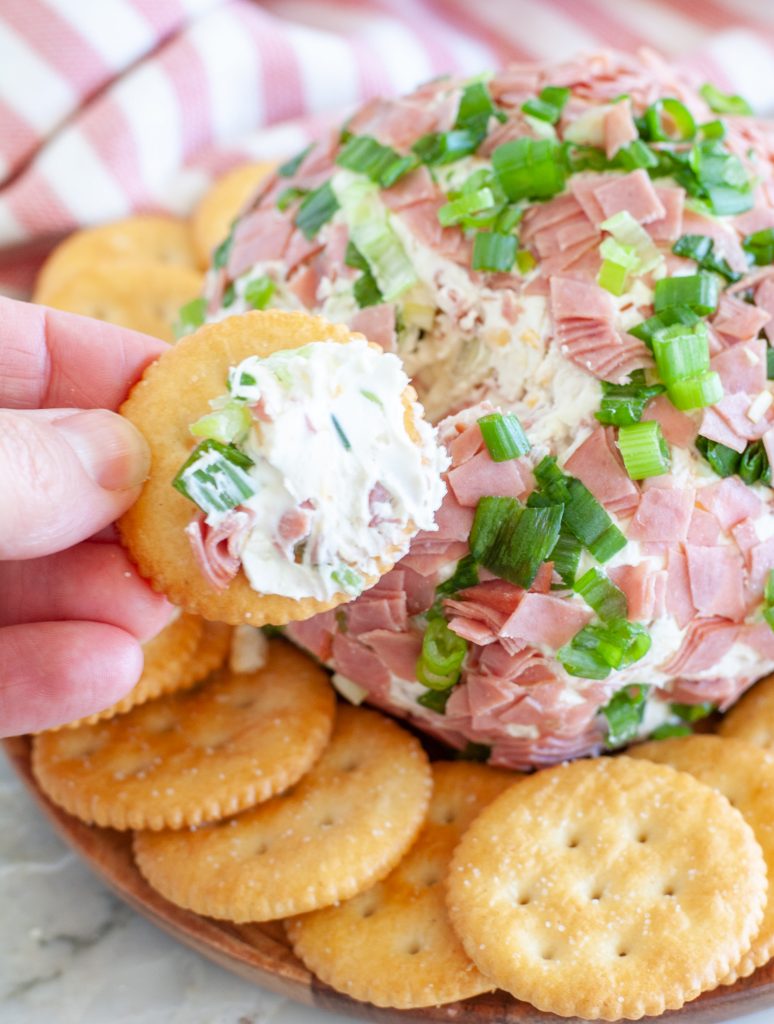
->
[[0, 297, 168, 411]]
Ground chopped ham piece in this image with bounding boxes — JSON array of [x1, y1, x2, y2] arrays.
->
[[359, 629, 422, 681], [285, 611, 336, 662], [564, 427, 639, 516], [609, 563, 667, 621], [402, 543, 468, 577], [698, 406, 748, 453], [604, 99, 637, 158], [646, 187, 685, 242], [550, 276, 615, 320], [749, 537, 774, 596], [711, 338, 767, 396], [348, 97, 445, 150], [275, 505, 312, 558], [712, 391, 771, 443], [500, 593, 592, 648], [227, 208, 294, 279], [185, 509, 254, 591], [666, 618, 740, 675], [687, 508, 721, 546], [641, 394, 696, 447], [331, 633, 391, 695], [398, 566, 436, 615], [569, 174, 608, 225], [350, 303, 397, 353], [447, 450, 527, 507], [534, 213, 598, 257], [488, 724, 605, 771], [347, 591, 408, 635], [741, 622, 774, 660], [593, 169, 666, 225], [288, 263, 321, 308], [681, 209, 749, 275], [736, 208, 774, 236], [449, 422, 485, 467], [669, 674, 753, 711], [521, 193, 586, 240], [755, 278, 774, 345], [666, 547, 695, 628], [445, 580, 525, 643], [697, 476, 763, 531], [398, 198, 472, 265], [284, 229, 324, 273], [432, 492, 475, 544], [381, 167, 439, 210], [684, 544, 746, 621], [628, 485, 695, 542], [712, 297, 770, 343]]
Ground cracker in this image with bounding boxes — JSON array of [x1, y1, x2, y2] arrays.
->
[[191, 162, 275, 268], [118, 311, 413, 625], [32, 639, 334, 831], [447, 756, 767, 1021], [286, 761, 515, 1008], [133, 705, 432, 921], [630, 734, 774, 982], [34, 215, 197, 304], [718, 673, 774, 749], [43, 261, 202, 343]]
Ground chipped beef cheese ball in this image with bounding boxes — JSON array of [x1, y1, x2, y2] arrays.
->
[[200, 49, 774, 768]]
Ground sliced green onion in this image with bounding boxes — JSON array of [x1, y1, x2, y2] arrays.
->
[[618, 421, 671, 480], [470, 496, 563, 589], [244, 275, 275, 310], [671, 701, 715, 723], [212, 231, 233, 271], [521, 85, 570, 125], [276, 186, 307, 212], [516, 249, 537, 275], [174, 297, 206, 340], [700, 119, 727, 140], [336, 134, 417, 188], [416, 617, 467, 690], [417, 688, 452, 713], [652, 723, 693, 739], [768, 347, 774, 381], [704, 183, 754, 216], [190, 403, 251, 445], [653, 272, 719, 315], [696, 436, 741, 478], [574, 567, 628, 621], [739, 440, 771, 486], [669, 371, 723, 411], [331, 414, 351, 450], [601, 210, 662, 274], [766, 569, 774, 606], [672, 233, 741, 282], [477, 412, 530, 461], [412, 128, 482, 166], [615, 139, 659, 171], [491, 137, 567, 201], [456, 80, 504, 135], [559, 619, 651, 680], [765, 605, 774, 634], [472, 231, 517, 272], [743, 228, 774, 266], [652, 321, 710, 385], [644, 98, 696, 142], [495, 204, 522, 234], [435, 554, 479, 598], [565, 142, 613, 173], [597, 256, 631, 296], [629, 306, 701, 348], [221, 282, 236, 308], [438, 187, 496, 227], [595, 374, 665, 427], [549, 528, 582, 587], [700, 83, 753, 117], [172, 439, 255, 515], [345, 240, 383, 308], [456, 741, 492, 762], [295, 180, 339, 240], [602, 684, 650, 747], [331, 566, 363, 596], [278, 143, 313, 178]]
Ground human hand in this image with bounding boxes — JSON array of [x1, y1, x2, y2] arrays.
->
[[0, 297, 173, 736]]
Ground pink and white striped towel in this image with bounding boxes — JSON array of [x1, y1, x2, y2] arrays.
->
[[2, 0, 774, 295]]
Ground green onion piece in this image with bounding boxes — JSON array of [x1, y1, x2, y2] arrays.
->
[[700, 83, 753, 117], [336, 134, 417, 188], [477, 412, 530, 462], [596, 376, 665, 427], [602, 684, 650, 747], [345, 240, 383, 308], [190, 403, 252, 445], [276, 186, 307, 212], [653, 272, 719, 315], [331, 566, 363, 596], [574, 567, 628, 621], [174, 297, 206, 340], [768, 348, 774, 381], [331, 414, 351, 450], [212, 231, 233, 270], [521, 85, 570, 125], [597, 257, 630, 296], [668, 370, 723, 411], [766, 569, 774, 606], [438, 187, 496, 227], [549, 528, 582, 587], [739, 439, 770, 486], [412, 128, 482, 166], [495, 204, 523, 234], [671, 701, 715, 723], [644, 98, 696, 142], [743, 228, 774, 267], [672, 233, 742, 283], [221, 283, 236, 308], [435, 555, 479, 598], [492, 138, 567, 201], [172, 439, 255, 515], [278, 143, 313, 177], [700, 119, 727, 140], [652, 723, 693, 739], [765, 605, 774, 634], [295, 180, 339, 240], [652, 321, 710, 385], [516, 249, 537, 274], [618, 421, 671, 480], [705, 183, 754, 216], [696, 436, 741, 477], [417, 688, 452, 713], [565, 142, 613, 174], [615, 139, 659, 171], [601, 211, 662, 274], [559, 620, 651, 679], [470, 496, 563, 589], [416, 617, 467, 690], [472, 231, 517, 272], [456, 741, 492, 762], [629, 306, 701, 348], [456, 80, 504, 135], [244, 275, 275, 310]]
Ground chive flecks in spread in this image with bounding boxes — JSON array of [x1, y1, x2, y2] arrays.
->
[[173, 339, 448, 602]]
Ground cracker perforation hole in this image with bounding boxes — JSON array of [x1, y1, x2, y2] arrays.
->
[[589, 886, 603, 902], [254, 842, 269, 856], [442, 809, 457, 825], [319, 815, 336, 829], [663, 885, 676, 897], [517, 894, 531, 906], [617, 949, 629, 958], [340, 759, 360, 773], [566, 835, 580, 849], [635, 830, 648, 843], [406, 941, 423, 956]]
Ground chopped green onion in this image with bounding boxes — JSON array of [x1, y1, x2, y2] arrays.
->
[[768, 347, 774, 381], [737, 440, 769, 485], [653, 272, 719, 315], [766, 569, 774, 606], [470, 496, 563, 589], [672, 233, 742, 282], [565, 142, 613, 174], [615, 139, 659, 171], [477, 412, 530, 461], [704, 183, 754, 216], [559, 620, 651, 680], [669, 371, 723, 411], [435, 555, 479, 598], [331, 414, 351, 450], [412, 128, 482, 166], [456, 741, 492, 762], [700, 83, 753, 117], [617, 421, 671, 480], [244, 275, 275, 310], [456, 80, 504, 136], [598, 256, 631, 296], [491, 138, 567, 201], [172, 439, 255, 515], [765, 605, 774, 634], [602, 684, 650, 747], [278, 143, 313, 178], [644, 98, 696, 142], [516, 249, 537, 274], [417, 688, 452, 713], [652, 321, 710, 386], [295, 180, 339, 240], [212, 231, 233, 271], [696, 436, 741, 477], [495, 204, 523, 234], [743, 228, 774, 266], [629, 306, 701, 348], [174, 297, 206, 340], [596, 374, 665, 427], [700, 119, 727, 140], [360, 389, 383, 407], [574, 567, 628, 621], [671, 701, 715, 723], [521, 85, 570, 125], [331, 566, 363, 596], [438, 187, 496, 227], [651, 723, 693, 739], [601, 210, 662, 274], [190, 403, 251, 445], [276, 186, 307, 212], [549, 528, 582, 587], [221, 282, 236, 308], [472, 231, 517, 272], [336, 134, 417, 188], [345, 240, 383, 308], [416, 617, 467, 690]]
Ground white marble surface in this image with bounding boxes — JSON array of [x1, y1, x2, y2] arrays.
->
[[1, 749, 772, 1024]]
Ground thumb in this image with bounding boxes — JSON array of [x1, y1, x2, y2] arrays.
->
[[0, 408, 151, 560]]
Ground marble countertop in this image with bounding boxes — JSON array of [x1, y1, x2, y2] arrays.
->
[[1, 750, 772, 1024]]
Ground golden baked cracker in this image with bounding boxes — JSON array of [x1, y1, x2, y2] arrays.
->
[[133, 705, 432, 921], [32, 640, 334, 831], [447, 756, 767, 1021], [286, 761, 515, 1008], [34, 215, 197, 304], [718, 673, 774, 749], [118, 311, 416, 625], [43, 261, 203, 343], [191, 162, 275, 269], [629, 734, 774, 982]]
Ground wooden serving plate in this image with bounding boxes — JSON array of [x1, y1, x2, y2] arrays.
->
[[5, 733, 774, 1024]]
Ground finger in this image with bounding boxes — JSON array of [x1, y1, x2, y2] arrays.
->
[[0, 542, 172, 640], [0, 621, 142, 736], [0, 408, 150, 560], [0, 297, 167, 410]]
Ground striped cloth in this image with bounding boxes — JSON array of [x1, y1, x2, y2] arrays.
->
[[2, 0, 774, 296]]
